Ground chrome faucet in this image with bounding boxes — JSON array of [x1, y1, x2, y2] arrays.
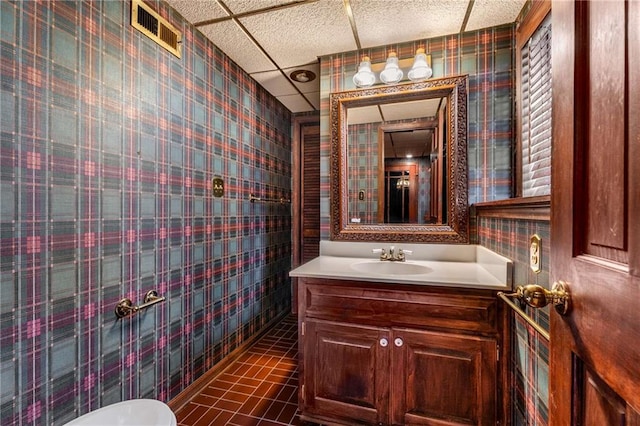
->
[[372, 246, 412, 262]]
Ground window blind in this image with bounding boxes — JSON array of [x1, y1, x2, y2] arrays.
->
[[521, 15, 552, 196]]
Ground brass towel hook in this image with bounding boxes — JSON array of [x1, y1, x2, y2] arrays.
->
[[505, 281, 571, 315]]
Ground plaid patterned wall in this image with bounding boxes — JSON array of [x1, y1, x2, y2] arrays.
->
[[0, 1, 292, 424], [477, 217, 550, 426], [319, 25, 515, 238], [347, 124, 431, 224], [347, 123, 378, 222]]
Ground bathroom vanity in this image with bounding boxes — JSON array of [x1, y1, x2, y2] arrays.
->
[[290, 242, 512, 426]]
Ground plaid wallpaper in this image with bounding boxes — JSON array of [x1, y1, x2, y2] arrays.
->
[[319, 25, 515, 238], [347, 123, 379, 223], [0, 1, 292, 424], [477, 217, 550, 426], [347, 123, 431, 224]]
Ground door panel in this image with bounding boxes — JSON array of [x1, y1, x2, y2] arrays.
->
[[391, 328, 496, 425], [551, 1, 640, 424], [301, 124, 320, 263], [585, 0, 626, 254], [303, 320, 389, 425], [578, 367, 626, 425]]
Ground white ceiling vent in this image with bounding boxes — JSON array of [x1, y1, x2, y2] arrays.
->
[[131, 0, 182, 59]]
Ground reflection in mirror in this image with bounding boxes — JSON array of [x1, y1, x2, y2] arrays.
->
[[330, 76, 469, 243], [347, 98, 447, 225]]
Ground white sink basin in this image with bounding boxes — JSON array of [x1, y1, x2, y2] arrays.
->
[[351, 261, 432, 275]]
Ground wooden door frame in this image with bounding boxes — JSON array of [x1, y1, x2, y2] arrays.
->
[[292, 114, 320, 268]]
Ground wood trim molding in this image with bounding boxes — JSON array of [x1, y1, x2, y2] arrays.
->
[[516, 0, 551, 52], [472, 195, 550, 221]]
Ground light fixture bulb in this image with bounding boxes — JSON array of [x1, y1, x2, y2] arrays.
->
[[379, 52, 403, 84], [408, 48, 433, 82], [353, 56, 375, 87]]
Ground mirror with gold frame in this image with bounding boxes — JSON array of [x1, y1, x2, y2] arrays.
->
[[329, 75, 469, 243]]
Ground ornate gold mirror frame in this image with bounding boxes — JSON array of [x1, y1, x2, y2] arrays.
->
[[330, 75, 469, 243]]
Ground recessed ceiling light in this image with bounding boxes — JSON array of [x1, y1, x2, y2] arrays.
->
[[290, 70, 316, 83]]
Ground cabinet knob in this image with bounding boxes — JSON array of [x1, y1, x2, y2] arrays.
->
[[394, 337, 404, 347], [379, 338, 389, 347]]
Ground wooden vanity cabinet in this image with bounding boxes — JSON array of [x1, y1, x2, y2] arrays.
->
[[297, 278, 503, 426]]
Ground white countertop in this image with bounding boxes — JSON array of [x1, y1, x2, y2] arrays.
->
[[289, 241, 513, 290]]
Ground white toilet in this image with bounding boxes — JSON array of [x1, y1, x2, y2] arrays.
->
[[63, 399, 177, 426]]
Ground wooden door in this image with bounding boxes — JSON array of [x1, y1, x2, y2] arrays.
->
[[301, 124, 320, 263], [301, 319, 390, 425], [391, 328, 497, 425], [382, 164, 418, 223], [550, 1, 640, 424]]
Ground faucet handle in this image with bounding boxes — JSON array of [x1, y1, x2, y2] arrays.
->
[[400, 249, 413, 255], [373, 248, 388, 260]]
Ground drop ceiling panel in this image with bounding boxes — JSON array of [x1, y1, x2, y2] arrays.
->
[[465, 0, 527, 31], [224, 0, 296, 14], [385, 129, 433, 159], [199, 21, 276, 73], [167, 0, 228, 24], [251, 70, 298, 96], [351, 0, 469, 48], [277, 94, 315, 113], [239, 1, 357, 69], [380, 98, 441, 121], [348, 105, 382, 125], [303, 91, 321, 110], [283, 63, 320, 94]]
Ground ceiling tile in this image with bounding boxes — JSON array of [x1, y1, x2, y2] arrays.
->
[[199, 21, 277, 73], [282, 62, 320, 94], [277, 94, 315, 113], [239, 0, 357, 69], [304, 91, 320, 110], [465, 0, 526, 31], [380, 98, 441, 121], [167, 0, 227, 24], [351, 0, 470, 48], [251, 70, 298, 96], [348, 105, 382, 125], [224, 0, 296, 14]]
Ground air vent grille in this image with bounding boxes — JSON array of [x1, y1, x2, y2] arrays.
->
[[131, 0, 181, 59]]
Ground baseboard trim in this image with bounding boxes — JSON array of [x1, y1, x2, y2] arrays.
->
[[167, 311, 290, 412]]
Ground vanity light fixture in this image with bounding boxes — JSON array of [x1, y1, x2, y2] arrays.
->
[[408, 48, 433, 82], [354, 49, 433, 87], [379, 52, 403, 84], [353, 56, 376, 87]]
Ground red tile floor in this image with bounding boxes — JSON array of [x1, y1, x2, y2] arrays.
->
[[174, 315, 308, 425]]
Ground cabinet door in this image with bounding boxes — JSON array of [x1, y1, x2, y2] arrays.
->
[[302, 319, 390, 425], [391, 328, 497, 426]]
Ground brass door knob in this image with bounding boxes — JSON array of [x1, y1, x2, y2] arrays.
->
[[512, 281, 571, 315]]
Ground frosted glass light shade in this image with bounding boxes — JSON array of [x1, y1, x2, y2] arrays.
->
[[379, 52, 403, 84], [408, 48, 433, 82], [353, 57, 375, 87]]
